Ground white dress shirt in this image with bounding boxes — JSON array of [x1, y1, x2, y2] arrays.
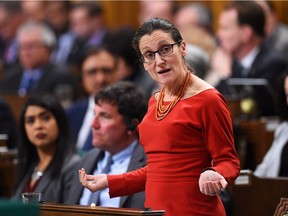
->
[[76, 95, 95, 150], [254, 121, 288, 177]]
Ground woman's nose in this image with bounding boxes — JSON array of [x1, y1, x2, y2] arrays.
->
[[154, 52, 165, 64], [33, 118, 43, 128]]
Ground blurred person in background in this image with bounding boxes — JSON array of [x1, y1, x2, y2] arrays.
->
[[174, 2, 214, 35], [45, 1, 75, 66], [0, 2, 26, 69], [12, 93, 80, 203], [67, 1, 108, 70], [173, 2, 217, 82], [185, 43, 210, 80], [138, 0, 177, 25], [173, 2, 217, 59], [0, 21, 78, 106], [20, 0, 46, 22], [212, 1, 287, 117], [255, 0, 288, 64], [254, 71, 288, 177], [66, 45, 120, 155]]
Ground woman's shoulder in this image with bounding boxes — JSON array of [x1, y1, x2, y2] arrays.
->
[[185, 75, 216, 98]]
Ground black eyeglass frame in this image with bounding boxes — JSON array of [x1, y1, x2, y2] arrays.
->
[[139, 40, 183, 63]]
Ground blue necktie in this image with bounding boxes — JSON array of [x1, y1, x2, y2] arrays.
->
[[88, 155, 113, 205], [26, 76, 35, 92], [233, 60, 245, 78]]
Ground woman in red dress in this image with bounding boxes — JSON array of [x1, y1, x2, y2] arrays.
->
[[79, 18, 240, 216]]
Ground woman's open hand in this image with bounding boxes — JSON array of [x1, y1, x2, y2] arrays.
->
[[198, 170, 228, 196], [79, 168, 109, 192]]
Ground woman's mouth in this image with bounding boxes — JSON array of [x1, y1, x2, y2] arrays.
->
[[35, 133, 46, 139], [158, 69, 170, 74]]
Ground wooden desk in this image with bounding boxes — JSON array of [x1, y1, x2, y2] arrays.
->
[[0, 92, 28, 124], [235, 118, 276, 169], [228, 170, 288, 216], [0, 150, 17, 198], [40, 203, 165, 216]]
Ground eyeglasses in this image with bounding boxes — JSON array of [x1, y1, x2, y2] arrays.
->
[[82, 67, 115, 77], [139, 40, 182, 63], [19, 42, 46, 50]]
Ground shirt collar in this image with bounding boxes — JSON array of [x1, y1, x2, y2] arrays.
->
[[88, 95, 95, 110], [240, 47, 260, 70], [23, 68, 42, 79], [104, 139, 138, 164]]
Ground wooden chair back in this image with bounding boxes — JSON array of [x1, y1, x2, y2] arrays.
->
[[228, 170, 288, 216], [0, 92, 28, 125]]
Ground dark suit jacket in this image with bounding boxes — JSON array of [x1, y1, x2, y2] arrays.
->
[[217, 44, 288, 116], [64, 143, 146, 208], [0, 63, 78, 100], [65, 98, 93, 152], [12, 154, 80, 203]]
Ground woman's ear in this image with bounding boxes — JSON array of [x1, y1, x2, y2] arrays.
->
[[180, 40, 186, 56]]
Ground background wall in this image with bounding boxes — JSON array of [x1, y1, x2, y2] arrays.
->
[[99, 1, 288, 31]]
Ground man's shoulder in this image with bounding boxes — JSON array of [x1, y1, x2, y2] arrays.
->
[[257, 44, 286, 61], [2, 64, 23, 77], [66, 98, 89, 113]]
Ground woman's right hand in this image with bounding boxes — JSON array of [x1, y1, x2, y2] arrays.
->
[[79, 168, 108, 192]]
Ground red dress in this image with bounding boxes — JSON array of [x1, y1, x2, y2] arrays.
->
[[108, 89, 240, 216]]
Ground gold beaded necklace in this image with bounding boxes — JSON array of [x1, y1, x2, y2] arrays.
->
[[156, 72, 192, 120]]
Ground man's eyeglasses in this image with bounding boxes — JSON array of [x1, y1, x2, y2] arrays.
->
[[82, 67, 115, 77], [139, 40, 182, 63]]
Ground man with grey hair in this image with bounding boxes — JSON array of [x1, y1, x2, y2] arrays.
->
[[0, 21, 78, 106], [185, 43, 210, 80], [174, 2, 214, 34]]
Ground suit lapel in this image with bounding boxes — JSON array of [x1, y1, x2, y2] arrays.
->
[[73, 149, 102, 204], [248, 45, 265, 77], [34, 167, 53, 196], [32, 64, 51, 90]]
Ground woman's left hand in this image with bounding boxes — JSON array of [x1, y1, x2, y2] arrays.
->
[[198, 170, 228, 196]]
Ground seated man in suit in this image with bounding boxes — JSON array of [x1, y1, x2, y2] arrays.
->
[[211, 1, 287, 117], [0, 21, 78, 106], [64, 81, 147, 208], [66, 45, 120, 154]]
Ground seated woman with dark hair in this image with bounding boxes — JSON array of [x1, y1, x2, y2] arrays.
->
[[12, 93, 80, 202]]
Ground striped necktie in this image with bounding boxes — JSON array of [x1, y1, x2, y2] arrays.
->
[[88, 155, 113, 205]]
